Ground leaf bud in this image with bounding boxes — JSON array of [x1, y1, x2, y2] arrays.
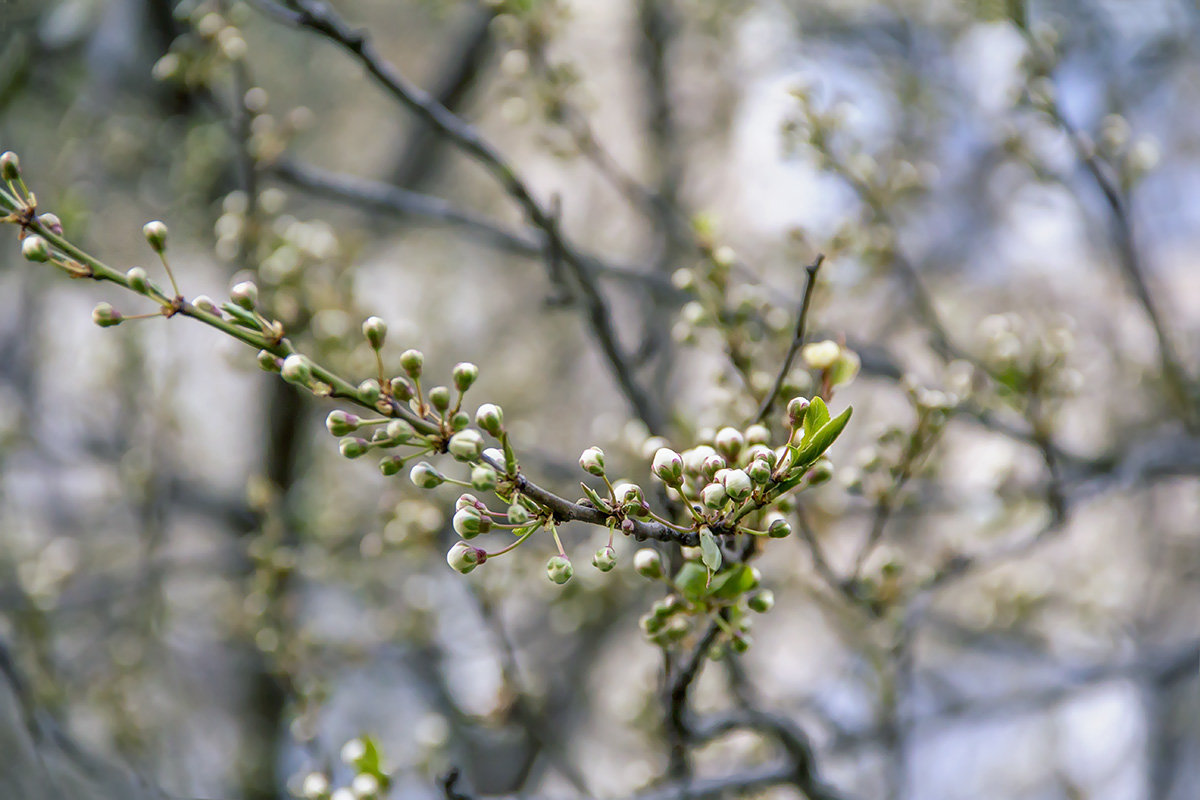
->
[[92, 302, 122, 328], [361, 316, 387, 350], [280, 354, 313, 386], [409, 461, 444, 489], [471, 464, 497, 490], [0, 151, 20, 181], [579, 446, 606, 476], [390, 376, 415, 401], [257, 350, 281, 372], [21, 235, 50, 262], [634, 548, 664, 580], [326, 409, 361, 436], [453, 507, 490, 539], [125, 267, 150, 294], [506, 502, 531, 525], [714, 427, 745, 462], [447, 541, 486, 574], [748, 589, 775, 613], [592, 545, 617, 572], [448, 429, 483, 462], [787, 396, 810, 428], [721, 469, 753, 501], [230, 280, 258, 310], [399, 349, 424, 379], [452, 362, 478, 392], [475, 403, 504, 437], [546, 555, 574, 585], [651, 447, 684, 486], [339, 437, 369, 459], [428, 385, 451, 412], [142, 220, 168, 253]]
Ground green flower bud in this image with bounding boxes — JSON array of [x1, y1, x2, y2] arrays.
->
[[230, 280, 258, 310], [326, 410, 361, 436], [362, 316, 387, 350], [409, 461, 444, 489], [452, 362, 478, 392], [92, 302, 122, 328], [546, 555, 574, 585], [745, 424, 770, 446], [766, 514, 791, 538], [634, 548, 663, 580], [385, 419, 414, 444], [801, 339, 840, 370], [807, 458, 833, 486], [640, 612, 666, 636], [651, 595, 682, 618], [126, 267, 150, 294], [506, 502, 531, 525], [450, 411, 470, 431], [0, 151, 20, 181], [748, 589, 775, 613], [428, 385, 451, 412], [358, 378, 381, 405], [447, 541, 486, 574], [579, 446, 606, 476], [339, 437, 369, 459], [400, 349, 424, 379], [280, 354, 313, 386], [471, 464, 497, 490], [721, 469, 753, 502], [448, 429, 483, 462], [257, 350, 281, 372], [701, 481, 728, 509], [475, 403, 504, 437], [651, 447, 684, 486], [701, 453, 726, 481], [747, 459, 772, 485], [682, 445, 716, 476], [143, 220, 168, 253], [390, 376, 416, 402], [193, 295, 221, 316], [787, 397, 810, 428], [453, 507, 491, 539], [592, 545, 617, 572], [379, 455, 404, 476], [21, 235, 50, 262], [714, 427, 745, 462]]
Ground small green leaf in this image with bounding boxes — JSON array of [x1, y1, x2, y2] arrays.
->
[[795, 404, 853, 466], [699, 527, 722, 573], [220, 302, 261, 330], [708, 564, 758, 600], [802, 395, 831, 443], [579, 482, 608, 511], [675, 562, 710, 601]]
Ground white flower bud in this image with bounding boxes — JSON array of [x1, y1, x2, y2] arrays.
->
[[475, 403, 504, 437], [579, 446, 605, 476], [409, 461, 444, 489], [125, 266, 150, 294], [21, 235, 50, 262], [362, 316, 387, 349], [714, 427, 744, 462], [634, 548, 663, 579], [142, 220, 168, 253], [280, 354, 313, 386], [447, 541, 485, 574], [452, 362, 478, 392], [651, 447, 684, 486], [448, 429, 484, 462], [230, 280, 258, 310], [721, 469, 753, 501], [546, 555, 574, 585], [701, 481, 728, 509], [802, 340, 841, 370], [92, 302, 122, 328], [326, 410, 360, 436]]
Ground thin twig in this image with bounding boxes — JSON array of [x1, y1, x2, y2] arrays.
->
[[756, 254, 825, 423]]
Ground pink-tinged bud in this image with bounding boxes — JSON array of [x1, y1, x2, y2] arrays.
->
[[257, 350, 281, 372], [379, 455, 404, 476], [592, 545, 617, 572], [651, 447, 684, 486], [0, 151, 20, 181], [452, 507, 490, 539], [193, 295, 221, 316], [787, 396, 810, 428], [357, 378, 381, 405], [143, 220, 168, 253], [390, 376, 415, 401], [747, 459, 772, 485], [682, 445, 716, 476], [475, 403, 504, 437], [633, 548, 663, 579], [37, 213, 63, 236], [452, 362, 478, 392], [385, 419, 414, 444], [409, 461, 444, 489], [362, 316, 387, 349], [21, 235, 50, 262], [546, 555, 574, 585], [280, 354, 313, 386], [92, 302, 122, 328], [325, 410, 361, 436], [579, 446, 605, 476], [399, 349, 423, 379], [714, 427, 744, 462], [701, 453, 726, 481], [614, 483, 644, 514], [339, 437, 369, 459], [230, 280, 258, 310], [447, 541, 486, 574], [701, 481, 728, 509], [721, 469, 753, 502]]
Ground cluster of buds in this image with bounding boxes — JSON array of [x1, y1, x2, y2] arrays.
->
[[293, 736, 392, 800]]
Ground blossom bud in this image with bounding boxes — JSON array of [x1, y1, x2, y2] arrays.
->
[[385, 419, 414, 443], [453, 507, 490, 539], [475, 403, 504, 437], [651, 447, 684, 486], [592, 545, 617, 572], [546, 555, 574, 585], [714, 427, 745, 462], [721, 469, 753, 502], [767, 514, 791, 539], [745, 424, 770, 446], [326, 409, 361, 436], [300, 772, 330, 800], [92, 302, 122, 328], [579, 446, 605, 476], [428, 385, 450, 412], [378, 455, 404, 476], [614, 483, 644, 514], [448, 429, 483, 462], [21, 235, 50, 262], [451, 411, 470, 431], [748, 589, 775, 613], [193, 295, 221, 315], [452, 362, 478, 392], [357, 378, 381, 405], [471, 464, 497, 490], [634, 548, 664, 580], [142, 220, 168, 253], [280, 354, 313, 386], [339, 437, 369, 459], [409, 461, 444, 489], [0, 151, 20, 181], [801, 340, 840, 370], [747, 458, 772, 485], [787, 396, 810, 428], [701, 481, 728, 509], [230, 280, 258, 310], [362, 316, 387, 349], [399, 349, 423, 379], [682, 445, 716, 476], [351, 774, 379, 799], [829, 348, 860, 387], [447, 541, 485, 574], [125, 267, 150, 294], [807, 458, 833, 486], [257, 350, 281, 372], [701, 453, 726, 480], [506, 502, 531, 525], [382, 379, 411, 404]]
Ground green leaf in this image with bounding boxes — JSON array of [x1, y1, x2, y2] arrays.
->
[[579, 482, 608, 511], [795, 404, 853, 466], [220, 302, 261, 330], [802, 395, 831, 443], [707, 564, 758, 601], [674, 562, 710, 602], [699, 527, 722, 573]]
